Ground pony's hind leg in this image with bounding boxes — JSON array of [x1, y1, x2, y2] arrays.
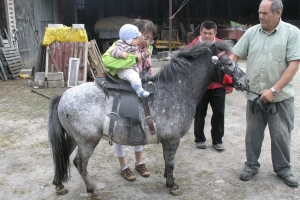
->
[[162, 139, 184, 196], [54, 134, 78, 195], [74, 142, 101, 199]]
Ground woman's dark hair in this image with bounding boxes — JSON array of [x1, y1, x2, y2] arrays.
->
[[134, 19, 158, 38]]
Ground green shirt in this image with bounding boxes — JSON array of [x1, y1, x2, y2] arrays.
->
[[102, 40, 153, 76], [232, 20, 300, 102]]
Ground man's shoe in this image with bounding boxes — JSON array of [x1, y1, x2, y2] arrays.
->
[[196, 142, 206, 149], [240, 170, 256, 181], [213, 143, 225, 151], [121, 167, 136, 181], [278, 174, 299, 187], [135, 163, 150, 177]]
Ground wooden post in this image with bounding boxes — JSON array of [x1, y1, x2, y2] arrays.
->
[[299, 1, 300, 19], [74, 0, 78, 23], [169, 0, 172, 53], [228, 0, 232, 20]]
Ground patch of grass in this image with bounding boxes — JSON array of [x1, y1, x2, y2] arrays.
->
[[196, 170, 214, 178], [0, 133, 19, 148], [1, 94, 49, 116], [31, 141, 49, 149], [0, 177, 4, 186], [143, 178, 165, 192], [13, 189, 25, 196]]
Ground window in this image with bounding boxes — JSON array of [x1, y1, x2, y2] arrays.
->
[[76, 0, 85, 10]]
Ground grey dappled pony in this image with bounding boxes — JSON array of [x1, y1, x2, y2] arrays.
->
[[48, 41, 249, 199]]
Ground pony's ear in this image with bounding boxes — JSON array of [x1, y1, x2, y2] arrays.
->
[[211, 44, 218, 55]]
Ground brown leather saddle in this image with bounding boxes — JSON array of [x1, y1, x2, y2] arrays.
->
[[95, 70, 156, 144]]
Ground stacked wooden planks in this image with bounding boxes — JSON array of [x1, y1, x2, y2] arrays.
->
[[87, 39, 106, 77], [0, 47, 25, 79]]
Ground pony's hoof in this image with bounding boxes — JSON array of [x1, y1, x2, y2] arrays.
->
[[56, 187, 69, 195], [170, 188, 184, 196], [90, 192, 102, 200]]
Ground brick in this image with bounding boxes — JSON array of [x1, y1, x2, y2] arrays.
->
[[47, 72, 64, 81], [20, 69, 32, 75], [32, 81, 47, 89], [34, 72, 45, 82], [47, 80, 65, 88]]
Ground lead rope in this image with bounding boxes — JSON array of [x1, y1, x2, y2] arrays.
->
[[236, 84, 278, 115]]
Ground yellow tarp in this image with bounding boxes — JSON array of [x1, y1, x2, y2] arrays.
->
[[42, 26, 88, 46]]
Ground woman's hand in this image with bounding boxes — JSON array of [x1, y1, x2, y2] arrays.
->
[[136, 52, 142, 62], [146, 49, 151, 56], [225, 90, 233, 95]]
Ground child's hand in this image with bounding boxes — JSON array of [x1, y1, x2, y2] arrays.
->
[[121, 52, 128, 59], [148, 67, 153, 75]]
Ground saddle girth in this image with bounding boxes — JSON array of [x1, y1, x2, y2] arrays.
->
[[142, 98, 156, 135]]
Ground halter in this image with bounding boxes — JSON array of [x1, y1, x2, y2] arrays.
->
[[217, 51, 226, 58], [211, 51, 238, 85]]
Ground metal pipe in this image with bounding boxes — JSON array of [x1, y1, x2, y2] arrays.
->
[[169, 0, 172, 53], [31, 89, 51, 99]]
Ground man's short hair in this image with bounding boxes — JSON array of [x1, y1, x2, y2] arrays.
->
[[200, 21, 217, 33], [261, 0, 283, 13]]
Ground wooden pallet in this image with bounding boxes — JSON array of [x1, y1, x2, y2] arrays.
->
[[0, 59, 8, 81], [0, 54, 12, 79], [87, 40, 106, 77], [0, 47, 25, 78], [0, 34, 11, 48]]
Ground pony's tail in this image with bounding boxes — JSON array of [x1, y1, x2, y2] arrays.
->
[[48, 95, 70, 184]]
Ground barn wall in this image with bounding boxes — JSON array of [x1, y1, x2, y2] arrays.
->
[[56, 0, 299, 39], [14, 0, 53, 68], [14, 0, 36, 67], [0, 0, 7, 36], [8, 0, 299, 68], [34, 0, 53, 42]]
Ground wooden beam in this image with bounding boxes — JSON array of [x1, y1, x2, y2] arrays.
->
[[169, 0, 172, 52], [228, 0, 232, 20]]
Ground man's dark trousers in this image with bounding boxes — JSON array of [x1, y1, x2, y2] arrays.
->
[[194, 88, 225, 145]]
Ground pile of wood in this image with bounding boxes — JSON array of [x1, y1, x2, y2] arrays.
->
[[87, 39, 106, 77], [0, 35, 25, 80], [94, 16, 134, 33]]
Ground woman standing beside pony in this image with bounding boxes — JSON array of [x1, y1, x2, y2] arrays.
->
[[102, 19, 157, 181]]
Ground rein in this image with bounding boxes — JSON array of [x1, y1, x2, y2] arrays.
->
[[235, 83, 278, 115]]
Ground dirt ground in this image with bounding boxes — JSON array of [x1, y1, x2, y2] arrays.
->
[[0, 60, 300, 200]]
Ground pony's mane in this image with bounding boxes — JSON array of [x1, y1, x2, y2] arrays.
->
[[151, 41, 233, 82]]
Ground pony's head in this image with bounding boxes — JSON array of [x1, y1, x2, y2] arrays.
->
[[152, 41, 249, 91], [210, 42, 249, 91]]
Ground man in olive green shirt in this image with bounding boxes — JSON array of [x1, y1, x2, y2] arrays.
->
[[230, 0, 300, 187]]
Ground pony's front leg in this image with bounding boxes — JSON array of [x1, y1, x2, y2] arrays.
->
[[162, 139, 184, 196]]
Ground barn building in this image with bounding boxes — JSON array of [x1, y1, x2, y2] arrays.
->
[[0, 0, 299, 68]]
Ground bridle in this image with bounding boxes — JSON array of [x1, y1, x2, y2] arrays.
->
[[211, 50, 278, 115], [211, 50, 240, 88]]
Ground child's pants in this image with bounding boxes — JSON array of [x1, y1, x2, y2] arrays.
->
[[117, 66, 141, 87], [114, 143, 143, 157]]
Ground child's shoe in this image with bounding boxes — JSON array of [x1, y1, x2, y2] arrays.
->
[[133, 85, 149, 98]]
